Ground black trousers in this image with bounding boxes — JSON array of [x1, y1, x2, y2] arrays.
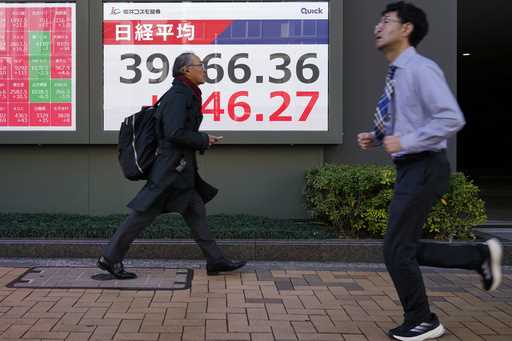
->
[[104, 190, 224, 264], [384, 151, 486, 323]]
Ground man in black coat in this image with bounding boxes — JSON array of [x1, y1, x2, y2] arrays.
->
[[97, 52, 246, 279]]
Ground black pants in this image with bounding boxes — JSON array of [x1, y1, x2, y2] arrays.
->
[[384, 151, 486, 323], [104, 191, 224, 264]]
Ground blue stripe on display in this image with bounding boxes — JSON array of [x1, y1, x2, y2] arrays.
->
[[214, 19, 328, 44]]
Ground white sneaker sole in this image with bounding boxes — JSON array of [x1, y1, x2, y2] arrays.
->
[[486, 238, 503, 292], [392, 323, 445, 341]]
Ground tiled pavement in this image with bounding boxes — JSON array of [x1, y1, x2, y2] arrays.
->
[[0, 260, 510, 341]]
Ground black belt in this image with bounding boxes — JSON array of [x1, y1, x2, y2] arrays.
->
[[393, 149, 445, 164]]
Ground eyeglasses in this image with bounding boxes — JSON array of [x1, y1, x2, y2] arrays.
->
[[375, 17, 402, 27], [188, 63, 205, 70]]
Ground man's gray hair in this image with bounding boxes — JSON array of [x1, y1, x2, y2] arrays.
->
[[172, 52, 195, 77]]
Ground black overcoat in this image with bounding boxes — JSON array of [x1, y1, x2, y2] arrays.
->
[[128, 78, 218, 213]]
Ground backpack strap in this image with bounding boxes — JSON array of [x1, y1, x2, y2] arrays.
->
[[155, 87, 174, 106], [154, 89, 172, 143]]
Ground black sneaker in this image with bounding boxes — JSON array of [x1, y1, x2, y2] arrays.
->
[[390, 313, 445, 340], [388, 324, 402, 337], [479, 238, 503, 291]]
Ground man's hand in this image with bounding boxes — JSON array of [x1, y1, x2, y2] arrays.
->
[[357, 132, 375, 150], [383, 135, 401, 154], [208, 135, 223, 147]]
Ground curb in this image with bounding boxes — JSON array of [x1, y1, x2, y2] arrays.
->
[[0, 239, 510, 264]]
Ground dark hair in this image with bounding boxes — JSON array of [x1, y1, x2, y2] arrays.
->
[[382, 1, 428, 47], [172, 52, 195, 77]]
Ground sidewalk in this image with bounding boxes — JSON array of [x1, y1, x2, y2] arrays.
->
[[0, 259, 510, 341]]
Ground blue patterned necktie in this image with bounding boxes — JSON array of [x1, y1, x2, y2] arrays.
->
[[373, 65, 397, 142]]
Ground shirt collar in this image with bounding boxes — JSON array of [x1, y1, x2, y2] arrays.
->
[[391, 46, 417, 69]]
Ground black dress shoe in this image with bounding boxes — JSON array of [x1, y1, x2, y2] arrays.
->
[[97, 256, 137, 280], [206, 259, 247, 276]]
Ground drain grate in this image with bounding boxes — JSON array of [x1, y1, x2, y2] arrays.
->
[[6, 267, 193, 290]]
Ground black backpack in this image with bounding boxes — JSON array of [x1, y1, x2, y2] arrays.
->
[[118, 94, 166, 181]]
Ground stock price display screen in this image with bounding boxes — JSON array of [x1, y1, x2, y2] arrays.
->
[[0, 3, 76, 131], [103, 2, 328, 132]]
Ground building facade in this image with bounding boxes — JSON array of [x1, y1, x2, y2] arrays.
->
[[0, 0, 458, 218]]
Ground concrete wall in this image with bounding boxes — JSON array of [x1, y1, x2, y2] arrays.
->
[[0, 0, 458, 218], [1, 145, 322, 217]]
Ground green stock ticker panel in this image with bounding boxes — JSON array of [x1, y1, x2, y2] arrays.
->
[[0, 1, 87, 144]]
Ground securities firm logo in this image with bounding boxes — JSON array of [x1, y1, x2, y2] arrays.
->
[[110, 7, 161, 16], [301, 7, 323, 15]]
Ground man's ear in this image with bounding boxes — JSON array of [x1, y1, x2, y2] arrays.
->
[[402, 22, 414, 39]]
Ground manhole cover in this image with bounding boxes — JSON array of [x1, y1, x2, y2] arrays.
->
[[6, 267, 192, 290]]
